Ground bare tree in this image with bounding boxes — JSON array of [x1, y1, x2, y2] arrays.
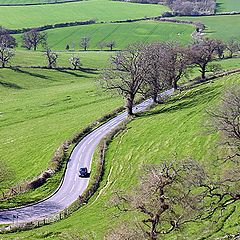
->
[[106, 41, 116, 51], [22, 29, 47, 51], [98, 41, 105, 51], [0, 43, 14, 68], [191, 38, 221, 80], [108, 160, 207, 240], [99, 44, 150, 115], [80, 37, 90, 51], [0, 26, 17, 48], [208, 84, 240, 161], [160, 42, 191, 90], [108, 157, 240, 239], [44, 47, 58, 68], [69, 55, 81, 70], [215, 41, 226, 59], [140, 43, 171, 103], [226, 38, 240, 58]]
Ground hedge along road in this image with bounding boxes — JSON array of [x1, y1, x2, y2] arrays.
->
[[0, 89, 173, 224]]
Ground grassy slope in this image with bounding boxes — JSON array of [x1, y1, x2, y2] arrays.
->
[[216, 0, 240, 12], [0, 0, 168, 29], [0, 68, 122, 193], [176, 15, 240, 41], [3, 73, 240, 240]]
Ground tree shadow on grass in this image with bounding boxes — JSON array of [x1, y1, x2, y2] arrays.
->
[[0, 81, 23, 89], [140, 85, 222, 118], [55, 68, 94, 78], [10, 67, 50, 80]]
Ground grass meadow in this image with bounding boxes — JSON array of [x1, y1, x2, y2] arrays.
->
[[176, 15, 240, 41], [0, 68, 123, 203], [216, 0, 240, 12], [45, 21, 194, 50], [2, 73, 240, 239], [0, 0, 80, 4], [0, 0, 168, 29]]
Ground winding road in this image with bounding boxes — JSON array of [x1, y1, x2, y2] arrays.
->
[[0, 89, 173, 224]]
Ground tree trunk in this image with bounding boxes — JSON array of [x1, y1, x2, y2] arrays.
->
[[152, 93, 158, 103], [201, 64, 206, 80], [33, 45, 37, 51], [173, 80, 178, 90], [150, 215, 159, 240], [126, 95, 134, 116]]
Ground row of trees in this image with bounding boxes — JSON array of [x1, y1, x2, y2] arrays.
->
[[66, 39, 117, 51], [1, 26, 118, 53], [166, 0, 216, 16], [99, 38, 240, 115], [115, 0, 216, 16], [105, 84, 240, 240]]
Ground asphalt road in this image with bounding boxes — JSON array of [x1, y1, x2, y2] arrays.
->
[[0, 89, 173, 224]]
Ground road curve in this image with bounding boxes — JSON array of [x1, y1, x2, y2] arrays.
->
[[0, 89, 173, 224]]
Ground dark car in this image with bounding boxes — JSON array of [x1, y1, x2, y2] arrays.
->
[[79, 167, 88, 177]]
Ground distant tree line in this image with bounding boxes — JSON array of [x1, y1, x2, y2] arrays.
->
[[114, 0, 216, 16], [165, 0, 216, 16]]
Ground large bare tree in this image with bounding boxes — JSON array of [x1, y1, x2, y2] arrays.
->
[[140, 43, 170, 103], [107, 157, 240, 240], [191, 38, 222, 80], [0, 26, 17, 48], [107, 160, 208, 240], [159, 42, 191, 90], [22, 29, 47, 51], [99, 44, 150, 115], [208, 84, 240, 161]]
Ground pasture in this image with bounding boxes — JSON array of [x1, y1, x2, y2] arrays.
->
[[45, 21, 194, 50], [3, 73, 240, 239], [0, 0, 79, 5], [0, 0, 168, 29], [176, 14, 240, 41], [0, 68, 122, 204], [216, 0, 240, 12]]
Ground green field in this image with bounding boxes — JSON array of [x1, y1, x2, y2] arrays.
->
[[0, 68, 123, 196], [11, 50, 240, 70], [176, 15, 240, 41], [13, 50, 112, 69], [216, 0, 240, 12], [2, 73, 239, 239], [0, 0, 81, 5], [0, 0, 168, 29], [44, 21, 194, 50]]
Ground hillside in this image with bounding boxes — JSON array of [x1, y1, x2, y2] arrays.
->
[[0, 0, 239, 238]]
